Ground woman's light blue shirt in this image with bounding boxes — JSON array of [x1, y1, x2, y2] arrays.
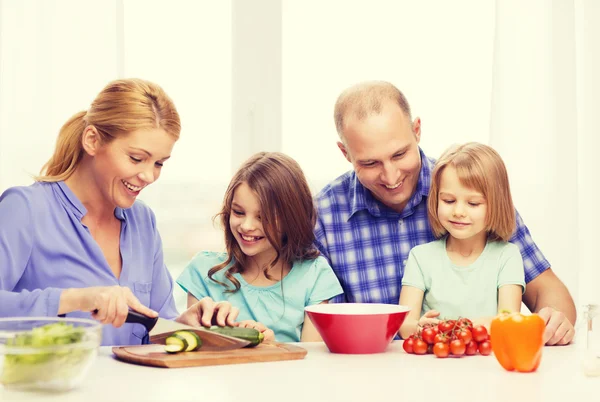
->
[[177, 251, 344, 342], [0, 182, 178, 346]]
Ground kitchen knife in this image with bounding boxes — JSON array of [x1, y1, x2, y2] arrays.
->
[[125, 311, 250, 351]]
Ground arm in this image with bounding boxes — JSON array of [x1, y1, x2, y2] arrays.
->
[[0, 189, 63, 317], [523, 269, 576, 345], [510, 211, 576, 344], [301, 301, 327, 342], [472, 284, 523, 331], [523, 269, 576, 323], [398, 286, 424, 339]]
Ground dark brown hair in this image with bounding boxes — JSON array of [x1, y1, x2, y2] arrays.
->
[[209, 152, 320, 291]]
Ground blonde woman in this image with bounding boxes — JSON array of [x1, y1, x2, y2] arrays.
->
[[0, 79, 237, 346], [399, 143, 525, 339]]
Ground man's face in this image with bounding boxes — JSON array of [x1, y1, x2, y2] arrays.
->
[[338, 103, 422, 213]]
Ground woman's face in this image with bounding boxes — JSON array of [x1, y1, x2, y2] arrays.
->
[[91, 127, 176, 209]]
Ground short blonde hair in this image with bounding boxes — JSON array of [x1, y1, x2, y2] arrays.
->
[[428, 142, 516, 242], [333, 81, 412, 137]]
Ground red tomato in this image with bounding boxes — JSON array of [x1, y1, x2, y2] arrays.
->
[[421, 328, 437, 345], [433, 333, 448, 344], [465, 340, 478, 356], [457, 329, 472, 345], [450, 339, 466, 356], [438, 321, 454, 334], [402, 338, 414, 354], [472, 325, 489, 342], [478, 340, 492, 356], [413, 339, 428, 355], [457, 317, 473, 329], [433, 342, 450, 358]]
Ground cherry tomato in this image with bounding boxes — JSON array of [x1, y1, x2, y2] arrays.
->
[[450, 339, 466, 356], [413, 339, 428, 355], [478, 340, 492, 356], [472, 325, 489, 343], [433, 333, 448, 344], [465, 340, 478, 356], [402, 337, 414, 354], [457, 317, 473, 329], [457, 329, 472, 345], [433, 342, 450, 358], [438, 321, 454, 334], [421, 328, 437, 345]]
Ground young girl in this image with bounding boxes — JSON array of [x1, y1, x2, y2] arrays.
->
[[177, 152, 344, 342], [398, 142, 525, 339]]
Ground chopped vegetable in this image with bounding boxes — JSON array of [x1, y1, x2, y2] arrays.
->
[[1, 322, 96, 387]]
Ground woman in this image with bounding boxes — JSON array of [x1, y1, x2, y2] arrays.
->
[[0, 78, 237, 346]]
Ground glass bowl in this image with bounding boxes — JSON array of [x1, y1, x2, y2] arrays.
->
[[0, 317, 102, 391]]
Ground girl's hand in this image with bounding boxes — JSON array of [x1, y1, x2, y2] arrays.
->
[[61, 286, 157, 328], [235, 320, 275, 343], [418, 310, 441, 327], [176, 297, 240, 328]]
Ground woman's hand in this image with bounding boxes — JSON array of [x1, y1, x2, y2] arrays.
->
[[235, 320, 275, 343], [176, 297, 240, 328], [60, 286, 157, 328]]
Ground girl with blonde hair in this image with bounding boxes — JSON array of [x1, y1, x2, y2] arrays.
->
[[399, 142, 525, 338]]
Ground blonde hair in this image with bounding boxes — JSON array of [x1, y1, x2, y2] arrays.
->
[[37, 78, 181, 182], [209, 152, 320, 292], [333, 80, 412, 137], [428, 142, 516, 242]]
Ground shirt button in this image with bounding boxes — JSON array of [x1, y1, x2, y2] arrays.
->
[[399, 219, 403, 225]]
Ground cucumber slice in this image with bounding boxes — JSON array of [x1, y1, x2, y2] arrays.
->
[[164, 344, 184, 354], [164, 334, 188, 353], [173, 331, 201, 351]]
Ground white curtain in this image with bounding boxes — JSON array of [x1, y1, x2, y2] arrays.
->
[[490, 0, 599, 309]]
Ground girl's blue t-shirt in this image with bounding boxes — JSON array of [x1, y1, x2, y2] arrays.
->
[[177, 251, 343, 342]]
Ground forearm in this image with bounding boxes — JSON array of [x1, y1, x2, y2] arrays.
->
[[0, 288, 63, 317], [399, 318, 419, 339], [524, 270, 577, 325]]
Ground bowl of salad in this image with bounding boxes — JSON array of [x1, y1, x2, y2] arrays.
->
[[0, 317, 102, 391]]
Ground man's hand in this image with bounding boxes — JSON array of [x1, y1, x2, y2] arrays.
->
[[538, 306, 575, 345]]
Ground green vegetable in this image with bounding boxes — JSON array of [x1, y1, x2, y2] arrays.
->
[[1, 322, 95, 388], [163, 331, 202, 353], [207, 326, 264, 347]]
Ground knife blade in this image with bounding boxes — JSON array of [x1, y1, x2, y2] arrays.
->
[[125, 311, 250, 351]]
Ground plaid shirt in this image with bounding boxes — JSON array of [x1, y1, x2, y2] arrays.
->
[[314, 148, 550, 304]]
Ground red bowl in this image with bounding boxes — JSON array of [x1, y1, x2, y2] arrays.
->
[[305, 303, 410, 354]]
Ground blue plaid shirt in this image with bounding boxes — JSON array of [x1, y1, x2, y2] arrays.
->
[[314, 148, 550, 305]]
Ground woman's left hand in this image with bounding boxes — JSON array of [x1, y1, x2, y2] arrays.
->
[[236, 320, 276, 343], [176, 297, 240, 327]]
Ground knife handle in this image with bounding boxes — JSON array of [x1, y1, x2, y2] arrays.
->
[[125, 310, 159, 332]]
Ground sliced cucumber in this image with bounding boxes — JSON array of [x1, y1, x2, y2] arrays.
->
[[173, 330, 202, 351], [165, 343, 185, 354], [164, 333, 188, 353]]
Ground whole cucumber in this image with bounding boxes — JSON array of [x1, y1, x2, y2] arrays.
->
[[207, 326, 265, 347]]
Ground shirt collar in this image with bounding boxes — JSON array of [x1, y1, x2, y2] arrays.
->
[[54, 181, 125, 222], [348, 147, 434, 220]]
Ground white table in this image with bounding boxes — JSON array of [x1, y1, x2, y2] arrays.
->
[[1, 341, 597, 402]]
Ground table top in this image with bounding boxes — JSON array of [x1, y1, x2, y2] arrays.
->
[[1, 340, 598, 402]]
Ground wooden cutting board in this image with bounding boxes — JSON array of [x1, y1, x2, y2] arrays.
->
[[112, 342, 307, 368]]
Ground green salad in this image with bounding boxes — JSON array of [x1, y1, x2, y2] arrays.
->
[[1, 322, 96, 387]]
